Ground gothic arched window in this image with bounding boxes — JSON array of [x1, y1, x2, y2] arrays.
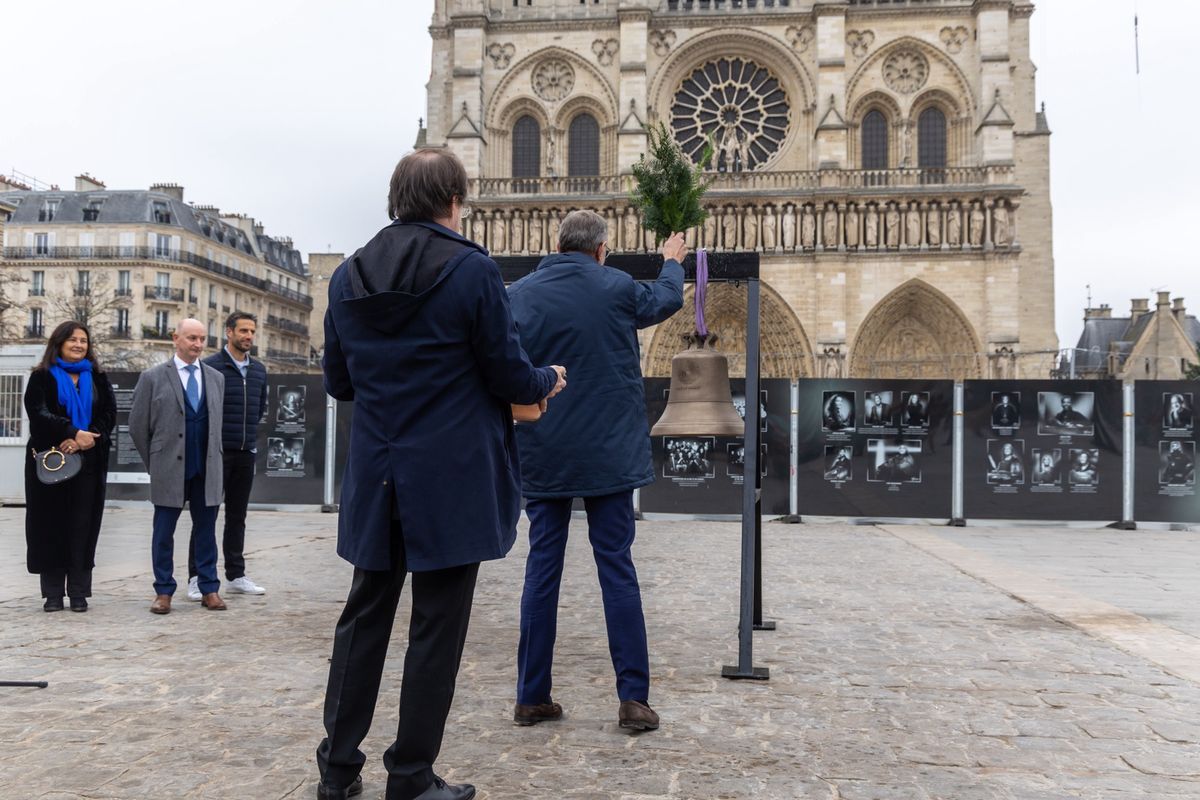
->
[[512, 115, 541, 177], [918, 107, 947, 171], [568, 113, 600, 176], [861, 110, 888, 170]]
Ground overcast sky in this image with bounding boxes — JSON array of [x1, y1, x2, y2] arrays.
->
[[3, 1, 1191, 349]]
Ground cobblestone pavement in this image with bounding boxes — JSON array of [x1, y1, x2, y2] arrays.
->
[[2, 508, 1200, 799]]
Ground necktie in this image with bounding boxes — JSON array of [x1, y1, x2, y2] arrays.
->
[[185, 364, 200, 411]]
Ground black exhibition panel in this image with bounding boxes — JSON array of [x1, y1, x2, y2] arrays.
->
[[962, 380, 1122, 521], [1133, 380, 1200, 523], [106, 371, 329, 505], [795, 378, 954, 519], [639, 377, 791, 515]]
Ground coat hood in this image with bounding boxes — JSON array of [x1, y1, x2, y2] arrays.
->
[[340, 221, 482, 333]]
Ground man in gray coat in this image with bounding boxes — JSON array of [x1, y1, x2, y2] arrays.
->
[[130, 318, 227, 614]]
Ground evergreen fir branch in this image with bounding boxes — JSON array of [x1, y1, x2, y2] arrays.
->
[[630, 122, 713, 244]]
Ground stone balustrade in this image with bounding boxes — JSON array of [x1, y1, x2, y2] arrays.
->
[[469, 165, 1015, 200], [464, 194, 1020, 256]]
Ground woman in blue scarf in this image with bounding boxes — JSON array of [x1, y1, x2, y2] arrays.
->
[[24, 321, 116, 612]]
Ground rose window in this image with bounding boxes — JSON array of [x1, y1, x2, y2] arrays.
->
[[670, 57, 790, 172], [532, 59, 575, 102], [882, 50, 929, 94]]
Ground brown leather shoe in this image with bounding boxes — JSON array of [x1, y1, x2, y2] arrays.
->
[[200, 592, 227, 611], [513, 700, 563, 726], [149, 594, 172, 615], [618, 700, 659, 731]]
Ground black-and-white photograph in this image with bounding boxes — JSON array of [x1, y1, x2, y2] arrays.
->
[[862, 391, 894, 427], [822, 391, 856, 432], [987, 439, 1026, 485], [1160, 440, 1196, 486], [990, 391, 1022, 430], [866, 439, 922, 483], [267, 436, 306, 471], [900, 391, 930, 428], [1067, 448, 1100, 486], [726, 443, 767, 478], [823, 445, 853, 482], [276, 385, 307, 424], [1163, 392, 1194, 432], [1030, 448, 1062, 485], [1038, 392, 1095, 437], [664, 437, 715, 479], [732, 391, 769, 433]]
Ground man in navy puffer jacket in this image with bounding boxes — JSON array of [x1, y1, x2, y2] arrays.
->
[[187, 311, 269, 599]]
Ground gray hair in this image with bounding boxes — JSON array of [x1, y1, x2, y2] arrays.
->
[[558, 210, 608, 255]]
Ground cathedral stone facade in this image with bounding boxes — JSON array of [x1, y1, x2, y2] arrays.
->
[[423, 0, 1054, 379]]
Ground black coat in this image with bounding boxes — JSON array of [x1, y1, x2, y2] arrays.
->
[[24, 368, 116, 573]]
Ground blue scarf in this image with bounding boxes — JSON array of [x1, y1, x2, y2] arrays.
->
[[49, 358, 93, 431]]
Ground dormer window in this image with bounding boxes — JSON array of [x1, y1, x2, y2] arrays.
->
[[82, 198, 103, 222], [38, 198, 60, 222], [152, 201, 172, 224]]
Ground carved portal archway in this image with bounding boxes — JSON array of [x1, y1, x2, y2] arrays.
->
[[645, 282, 812, 378], [849, 279, 983, 378]]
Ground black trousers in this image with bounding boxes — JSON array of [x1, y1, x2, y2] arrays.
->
[[188, 449, 255, 581], [316, 528, 479, 800]]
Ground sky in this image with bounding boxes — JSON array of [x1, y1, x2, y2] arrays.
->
[[2, 0, 1192, 350]]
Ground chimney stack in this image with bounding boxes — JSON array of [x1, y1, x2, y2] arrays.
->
[[1173, 297, 1187, 321], [1085, 304, 1112, 320], [75, 173, 106, 191], [1130, 298, 1149, 321], [1157, 291, 1172, 310], [150, 182, 184, 202], [0, 175, 31, 192]]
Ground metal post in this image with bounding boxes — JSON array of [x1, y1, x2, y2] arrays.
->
[[951, 382, 965, 525], [322, 395, 338, 512], [632, 487, 642, 520], [781, 379, 801, 523], [1121, 382, 1136, 529], [723, 278, 769, 680]]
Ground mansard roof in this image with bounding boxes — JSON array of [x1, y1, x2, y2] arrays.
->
[[0, 189, 306, 277]]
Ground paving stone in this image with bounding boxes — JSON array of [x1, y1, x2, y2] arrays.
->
[[2, 510, 1200, 798]]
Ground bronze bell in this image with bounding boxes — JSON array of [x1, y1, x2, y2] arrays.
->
[[650, 332, 746, 436]]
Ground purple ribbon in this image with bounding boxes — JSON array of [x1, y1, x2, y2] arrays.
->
[[695, 247, 709, 337]]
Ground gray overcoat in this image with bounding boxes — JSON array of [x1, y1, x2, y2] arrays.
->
[[129, 360, 225, 508]]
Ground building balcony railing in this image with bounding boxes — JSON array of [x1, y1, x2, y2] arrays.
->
[[141, 326, 172, 341], [208, 300, 218, 309], [114, 287, 132, 297], [207, 335, 218, 348], [265, 347, 309, 366], [111, 325, 132, 339], [469, 165, 1015, 201], [29, 287, 45, 297], [267, 315, 310, 337], [663, 0, 794, 11], [188, 295, 199, 305], [145, 286, 185, 302], [74, 287, 90, 297], [1, 246, 268, 294], [265, 283, 314, 309], [25, 325, 44, 339]]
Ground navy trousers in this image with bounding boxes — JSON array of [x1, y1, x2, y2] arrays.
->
[[152, 473, 219, 596], [517, 490, 650, 705]]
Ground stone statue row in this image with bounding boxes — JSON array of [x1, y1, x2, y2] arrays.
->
[[466, 198, 1017, 256]]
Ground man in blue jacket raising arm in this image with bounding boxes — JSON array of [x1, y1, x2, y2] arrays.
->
[[315, 149, 566, 800], [508, 210, 686, 732]]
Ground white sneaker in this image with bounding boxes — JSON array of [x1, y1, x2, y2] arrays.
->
[[228, 576, 266, 595], [186, 576, 202, 602]]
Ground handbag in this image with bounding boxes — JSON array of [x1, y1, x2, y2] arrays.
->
[[31, 446, 82, 485]]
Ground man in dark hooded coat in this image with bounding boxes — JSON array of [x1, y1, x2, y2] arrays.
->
[[314, 149, 565, 800]]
